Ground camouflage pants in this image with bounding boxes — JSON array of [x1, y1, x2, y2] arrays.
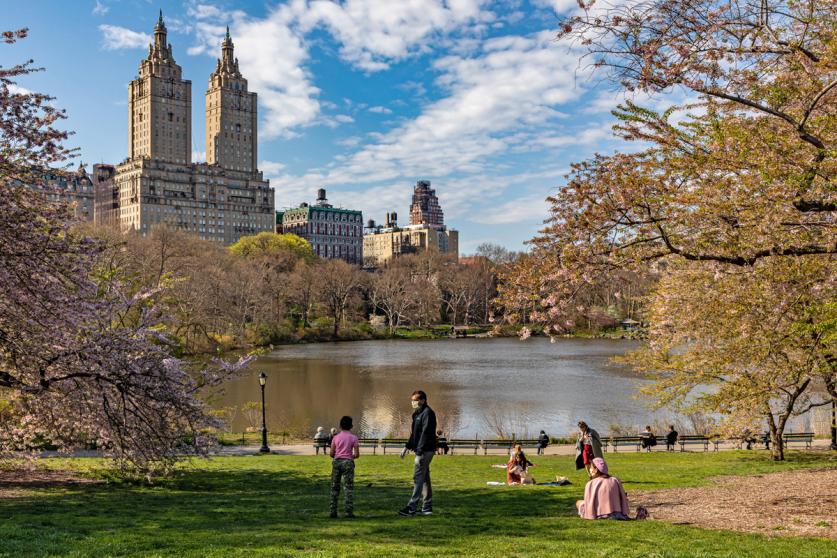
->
[[330, 459, 355, 514]]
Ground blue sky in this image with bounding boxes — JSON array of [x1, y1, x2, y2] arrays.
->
[[2, 0, 655, 252]]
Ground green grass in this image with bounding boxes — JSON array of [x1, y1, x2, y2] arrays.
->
[[1, 451, 834, 557]]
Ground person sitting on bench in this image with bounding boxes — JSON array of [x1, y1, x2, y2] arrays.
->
[[436, 430, 449, 455], [640, 426, 657, 451], [314, 426, 329, 455], [665, 426, 678, 451]]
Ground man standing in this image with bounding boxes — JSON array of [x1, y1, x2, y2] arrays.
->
[[399, 390, 437, 517]]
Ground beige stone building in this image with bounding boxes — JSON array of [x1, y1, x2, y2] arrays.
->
[[363, 222, 459, 266], [114, 12, 274, 244], [363, 180, 459, 266]]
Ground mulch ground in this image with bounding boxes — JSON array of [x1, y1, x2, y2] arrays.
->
[[632, 468, 837, 539], [0, 469, 101, 498]]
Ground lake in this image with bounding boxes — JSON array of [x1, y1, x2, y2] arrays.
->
[[205, 337, 688, 439]]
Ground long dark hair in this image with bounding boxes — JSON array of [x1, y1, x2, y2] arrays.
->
[[511, 444, 528, 468]]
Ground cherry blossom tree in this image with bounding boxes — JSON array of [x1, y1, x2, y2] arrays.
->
[[0, 30, 249, 473], [501, 1, 836, 457]]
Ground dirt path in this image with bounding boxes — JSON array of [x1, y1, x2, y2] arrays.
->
[[632, 468, 837, 539], [0, 469, 101, 498]]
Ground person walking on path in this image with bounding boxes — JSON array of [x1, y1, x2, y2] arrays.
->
[[329, 416, 359, 518], [537, 430, 549, 455], [399, 390, 437, 517], [575, 421, 604, 477]]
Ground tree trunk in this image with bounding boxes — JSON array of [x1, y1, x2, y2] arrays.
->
[[765, 414, 784, 461]]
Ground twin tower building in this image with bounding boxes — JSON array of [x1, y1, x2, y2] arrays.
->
[[115, 12, 274, 243]]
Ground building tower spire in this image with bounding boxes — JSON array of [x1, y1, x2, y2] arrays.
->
[[152, 9, 169, 59], [205, 26, 256, 173]]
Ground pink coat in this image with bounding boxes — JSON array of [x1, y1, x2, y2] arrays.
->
[[579, 476, 630, 519]]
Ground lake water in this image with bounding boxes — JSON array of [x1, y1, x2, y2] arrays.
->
[[205, 337, 686, 439]]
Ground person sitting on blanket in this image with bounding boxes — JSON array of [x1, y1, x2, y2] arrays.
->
[[575, 457, 630, 520], [506, 444, 535, 485]]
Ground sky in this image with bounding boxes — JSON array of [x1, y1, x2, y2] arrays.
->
[[2, 0, 656, 252]]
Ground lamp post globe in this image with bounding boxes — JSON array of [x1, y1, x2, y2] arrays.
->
[[258, 372, 270, 453]]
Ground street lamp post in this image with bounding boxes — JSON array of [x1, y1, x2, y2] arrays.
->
[[259, 372, 270, 454]]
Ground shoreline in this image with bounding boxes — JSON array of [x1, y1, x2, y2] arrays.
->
[[183, 325, 645, 357]]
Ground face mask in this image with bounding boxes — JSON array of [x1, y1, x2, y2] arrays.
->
[[411, 400, 420, 409]]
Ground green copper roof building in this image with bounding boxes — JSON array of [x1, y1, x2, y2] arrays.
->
[[276, 188, 363, 264]]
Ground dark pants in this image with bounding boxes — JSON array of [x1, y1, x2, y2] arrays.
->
[[407, 451, 433, 511], [330, 459, 355, 514]]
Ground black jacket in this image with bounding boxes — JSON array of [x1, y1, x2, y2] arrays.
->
[[406, 405, 437, 454]]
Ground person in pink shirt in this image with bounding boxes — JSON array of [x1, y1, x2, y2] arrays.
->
[[329, 415, 359, 518], [575, 457, 630, 520]]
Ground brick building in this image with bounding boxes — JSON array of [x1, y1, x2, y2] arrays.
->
[[92, 164, 118, 228]]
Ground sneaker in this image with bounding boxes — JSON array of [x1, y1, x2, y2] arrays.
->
[[398, 507, 416, 517], [419, 508, 433, 516]]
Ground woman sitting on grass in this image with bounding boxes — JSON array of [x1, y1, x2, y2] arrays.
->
[[506, 444, 535, 485], [575, 457, 630, 520]]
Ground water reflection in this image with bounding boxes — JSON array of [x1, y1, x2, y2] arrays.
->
[[207, 337, 664, 438]]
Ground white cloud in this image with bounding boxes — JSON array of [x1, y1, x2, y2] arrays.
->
[[185, 4, 319, 139], [295, 0, 494, 71], [470, 193, 550, 225], [368, 106, 392, 114], [316, 30, 584, 182], [268, 29, 590, 226], [533, 0, 581, 15], [336, 136, 363, 148], [99, 25, 151, 50], [192, 150, 207, 163], [92, 0, 109, 16], [183, 1, 497, 138], [260, 160, 287, 177]]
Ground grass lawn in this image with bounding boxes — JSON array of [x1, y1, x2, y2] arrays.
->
[[1, 451, 835, 557]]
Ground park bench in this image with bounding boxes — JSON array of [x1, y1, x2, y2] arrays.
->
[[514, 439, 543, 451], [480, 439, 542, 455], [446, 439, 481, 455], [608, 436, 643, 452], [481, 439, 515, 455], [678, 435, 710, 452], [358, 437, 380, 454], [380, 438, 408, 454], [782, 432, 814, 449]]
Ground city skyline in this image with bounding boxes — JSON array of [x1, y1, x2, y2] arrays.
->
[[1, 1, 680, 252]]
